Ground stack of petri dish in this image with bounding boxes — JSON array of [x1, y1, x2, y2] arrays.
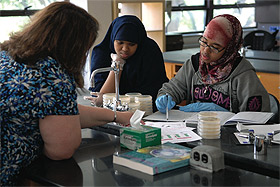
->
[[125, 93, 142, 103], [197, 112, 221, 139], [103, 93, 132, 110], [125, 93, 142, 112], [135, 95, 153, 116], [118, 95, 130, 105], [103, 93, 115, 109], [127, 102, 140, 112], [102, 93, 153, 115]]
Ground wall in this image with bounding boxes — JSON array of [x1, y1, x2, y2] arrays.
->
[[75, 0, 113, 89], [88, 0, 113, 47], [71, 0, 113, 47]]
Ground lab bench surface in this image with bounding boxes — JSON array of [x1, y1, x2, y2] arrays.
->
[[91, 124, 280, 179], [21, 128, 280, 186], [182, 124, 280, 179], [20, 91, 280, 186]]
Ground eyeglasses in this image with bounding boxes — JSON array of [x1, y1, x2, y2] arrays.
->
[[198, 36, 225, 54]]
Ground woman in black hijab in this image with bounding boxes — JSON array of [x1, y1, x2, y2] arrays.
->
[[90, 15, 168, 111]]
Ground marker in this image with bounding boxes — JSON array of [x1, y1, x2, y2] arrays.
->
[[166, 93, 169, 121]]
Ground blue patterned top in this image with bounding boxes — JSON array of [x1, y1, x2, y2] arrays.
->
[[0, 51, 79, 185]]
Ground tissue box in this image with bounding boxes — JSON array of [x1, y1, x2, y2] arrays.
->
[[120, 126, 161, 150]]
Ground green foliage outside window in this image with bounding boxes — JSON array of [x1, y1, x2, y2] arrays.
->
[[0, 0, 61, 42]]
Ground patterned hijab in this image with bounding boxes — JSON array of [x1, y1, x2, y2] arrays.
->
[[199, 14, 243, 84]]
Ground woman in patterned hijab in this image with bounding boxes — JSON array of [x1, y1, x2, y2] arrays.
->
[[199, 14, 243, 84], [156, 14, 270, 113]]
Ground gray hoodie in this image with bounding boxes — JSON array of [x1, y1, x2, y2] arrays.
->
[[158, 55, 270, 113]]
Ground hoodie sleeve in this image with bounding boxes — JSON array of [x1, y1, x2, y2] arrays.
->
[[157, 57, 196, 105], [231, 63, 270, 112]]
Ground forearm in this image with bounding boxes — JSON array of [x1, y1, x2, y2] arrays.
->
[[78, 104, 133, 128], [100, 70, 122, 94], [158, 60, 194, 104], [78, 104, 115, 128]]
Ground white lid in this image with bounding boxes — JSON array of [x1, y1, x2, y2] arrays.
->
[[103, 93, 116, 99], [135, 95, 152, 101], [125, 93, 142, 96], [198, 111, 218, 119], [128, 102, 141, 107]]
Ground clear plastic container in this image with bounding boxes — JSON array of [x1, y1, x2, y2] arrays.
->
[[197, 132, 221, 139], [128, 101, 141, 112], [103, 94, 130, 105], [198, 116, 221, 139], [135, 95, 153, 116], [125, 93, 142, 103], [135, 95, 152, 102], [103, 93, 115, 108], [198, 111, 218, 119], [118, 95, 130, 104]]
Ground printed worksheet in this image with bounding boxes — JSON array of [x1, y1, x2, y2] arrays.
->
[[144, 121, 201, 143]]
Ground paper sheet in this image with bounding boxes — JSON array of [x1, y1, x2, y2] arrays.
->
[[185, 111, 274, 125], [143, 110, 196, 122], [144, 121, 202, 143], [236, 123, 280, 136], [233, 132, 252, 144], [186, 111, 234, 125], [228, 112, 273, 124], [236, 123, 280, 143]]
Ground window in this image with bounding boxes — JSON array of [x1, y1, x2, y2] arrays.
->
[[0, 0, 64, 42], [165, 0, 256, 34]]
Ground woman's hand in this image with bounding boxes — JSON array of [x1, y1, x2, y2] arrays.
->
[[111, 53, 126, 70], [155, 94, 175, 114], [84, 92, 103, 107], [116, 111, 134, 126]]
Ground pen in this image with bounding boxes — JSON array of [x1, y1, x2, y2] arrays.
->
[[166, 93, 168, 121]]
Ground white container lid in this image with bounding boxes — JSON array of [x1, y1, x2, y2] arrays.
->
[[125, 92, 142, 102], [135, 95, 152, 102], [199, 134, 220, 139], [198, 111, 218, 119], [103, 93, 116, 99], [197, 127, 220, 133], [128, 102, 140, 108], [125, 92, 142, 97], [118, 95, 130, 101]]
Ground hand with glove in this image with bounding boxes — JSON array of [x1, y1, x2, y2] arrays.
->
[[179, 102, 228, 112], [155, 94, 176, 114], [111, 53, 126, 70]]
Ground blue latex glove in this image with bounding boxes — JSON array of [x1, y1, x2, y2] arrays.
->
[[155, 95, 176, 114], [179, 102, 228, 112]]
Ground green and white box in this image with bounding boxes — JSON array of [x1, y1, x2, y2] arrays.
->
[[120, 126, 161, 150]]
